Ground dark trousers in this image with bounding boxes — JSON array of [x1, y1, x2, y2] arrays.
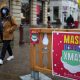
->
[[0, 40, 13, 60]]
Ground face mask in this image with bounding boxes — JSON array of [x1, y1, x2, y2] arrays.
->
[[1, 8, 9, 18], [2, 9, 7, 16]]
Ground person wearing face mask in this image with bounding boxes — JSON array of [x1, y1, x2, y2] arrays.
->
[[0, 6, 18, 64]]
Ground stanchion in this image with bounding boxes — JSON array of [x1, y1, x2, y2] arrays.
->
[[19, 24, 24, 45]]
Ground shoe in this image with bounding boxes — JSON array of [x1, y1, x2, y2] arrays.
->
[[0, 59, 3, 64], [7, 56, 14, 61]]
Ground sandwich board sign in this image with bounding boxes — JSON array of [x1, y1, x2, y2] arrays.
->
[[52, 31, 80, 79]]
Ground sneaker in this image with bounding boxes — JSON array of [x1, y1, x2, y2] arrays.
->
[[7, 56, 14, 61], [0, 59, 3, 64]]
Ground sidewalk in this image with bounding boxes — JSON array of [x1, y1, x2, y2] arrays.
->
[[0, 25, 77, 80], [0, 30, 31, 80]]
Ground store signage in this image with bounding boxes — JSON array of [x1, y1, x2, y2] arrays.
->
[[52, 31, 80, 79], [30, 30, 39, 45]]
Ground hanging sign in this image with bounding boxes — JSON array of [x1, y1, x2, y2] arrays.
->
[[30, 30, 40, 45], [52, 31, 80, 79]]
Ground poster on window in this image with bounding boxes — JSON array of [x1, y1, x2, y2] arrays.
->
[[52, 31, 80, 79]]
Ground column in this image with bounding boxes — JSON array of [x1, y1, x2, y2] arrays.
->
[[42, 1, 48, 27], [0, 1, 6, 8], [30, 0, 37, 27], [11, 0, 21, 25]]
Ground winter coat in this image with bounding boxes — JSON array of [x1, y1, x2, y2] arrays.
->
[[3, 16, 18, 40], [66, 15, 74, 26], [0, 18, 3, 33]]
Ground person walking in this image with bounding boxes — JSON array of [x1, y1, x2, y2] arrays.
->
[[0, 6, 18, 64]]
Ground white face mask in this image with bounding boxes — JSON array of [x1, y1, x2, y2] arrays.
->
[[2, 9, 7, 15]]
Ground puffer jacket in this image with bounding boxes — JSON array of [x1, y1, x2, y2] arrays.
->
[[3, 16, 18, 40]]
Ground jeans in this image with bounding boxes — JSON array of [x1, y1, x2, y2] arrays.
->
[[0, 40, 13, 60]]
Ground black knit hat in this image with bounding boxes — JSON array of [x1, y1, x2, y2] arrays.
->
[[0, 6, 9, 17]]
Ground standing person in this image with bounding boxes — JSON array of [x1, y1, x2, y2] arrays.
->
[[47, 16, 51, 28], [0, 6, 18, 64], [66, 14, 75, 29], [37, 15, 40, 25]]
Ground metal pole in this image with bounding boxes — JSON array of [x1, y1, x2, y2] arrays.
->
[[34, 71, 39, 80], [31, 71, 39, 80]]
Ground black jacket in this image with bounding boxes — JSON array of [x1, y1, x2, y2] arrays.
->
[[66, 15, 74, 26]]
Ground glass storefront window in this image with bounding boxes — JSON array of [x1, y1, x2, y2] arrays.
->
[[21, 0, 30, 25], [53, 6, 59, 20]]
